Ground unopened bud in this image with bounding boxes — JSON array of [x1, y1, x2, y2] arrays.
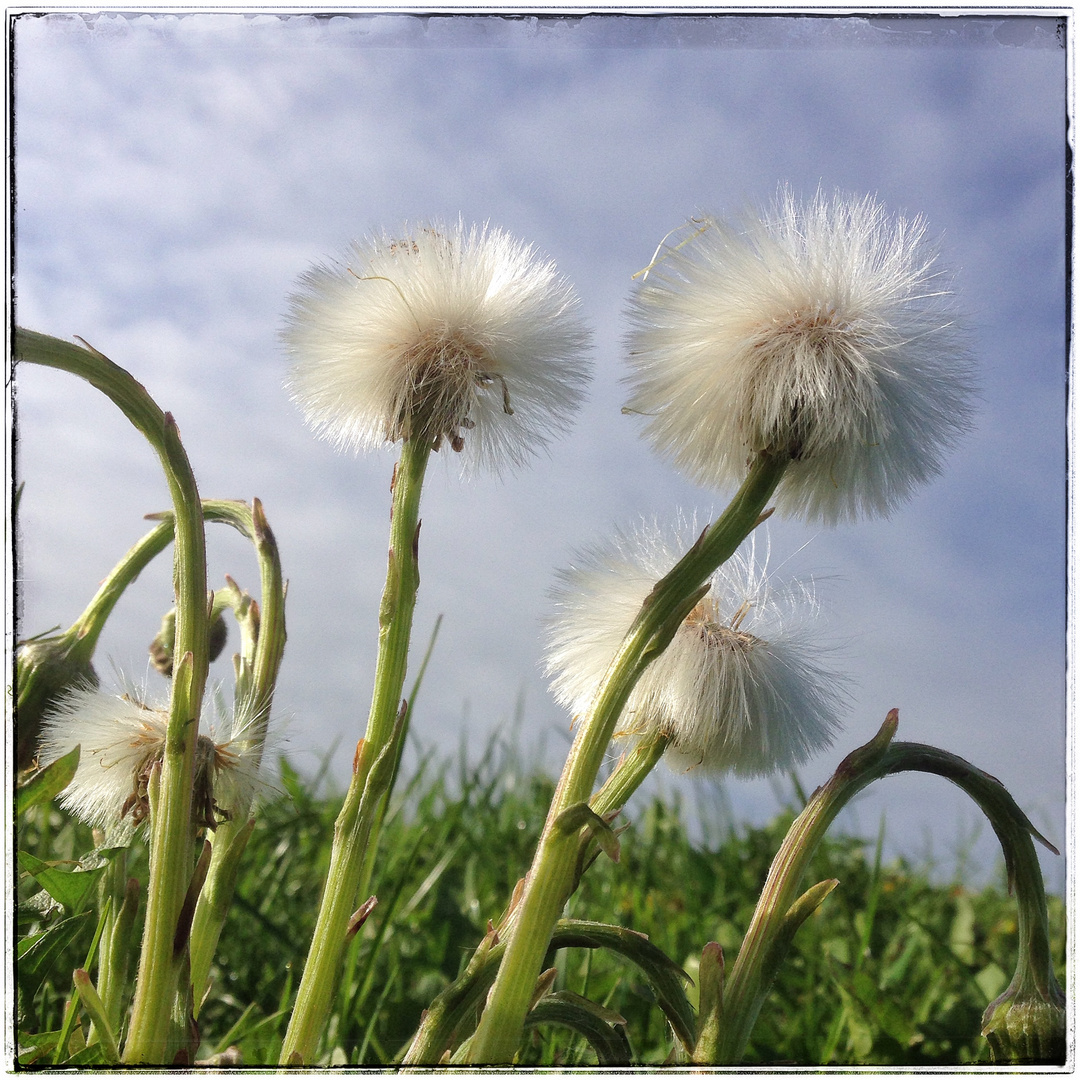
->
[[150, 609, 227, 677], [983, 983, 1066, 1065], [15, 633, 98, 770]]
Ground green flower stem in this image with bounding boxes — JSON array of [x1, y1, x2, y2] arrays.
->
[[697, 713, 898, 1063], [589, 729, 670, 820], [280, 436, 432, 1065], [402, 735, 668, 1067], [21, 515, 173, 664], [467, 452, 788, 1064], [73, 521, 176, 654], [700, 711, 1062, 1064], [15, 328, 211, 1063], [187, 816, 257, 1017], [15, 497, 174, 768], [91, 848, 135, 1043], [98, 873, 140, 1040], [356, 613, 443, 907], [185, 499, 288, 1014], [179, 498, 288, 754]]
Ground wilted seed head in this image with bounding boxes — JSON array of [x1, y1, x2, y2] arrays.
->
[[37, 683, 264, 835], [625, 190, 976, 523], [546, 524, 846, 776], [283, 220, 592, 473]]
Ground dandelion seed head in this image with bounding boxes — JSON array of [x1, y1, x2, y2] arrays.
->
[[625, 190, 976, 523], [546, 521, 847, 776], [37, 681, 267, 836], [284, 220, 592, 473]]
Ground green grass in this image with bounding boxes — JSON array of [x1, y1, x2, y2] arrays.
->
[[16, 736, 1067, 1067]]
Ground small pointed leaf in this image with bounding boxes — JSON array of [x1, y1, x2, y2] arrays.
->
[[17, 746, 80, 817], [18, 852, 106, 914], [694, 941, 725, 1056], [554, 803, 621, 862]]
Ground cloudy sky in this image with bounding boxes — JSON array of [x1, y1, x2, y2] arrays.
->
[[13, 12, 1067, 892]]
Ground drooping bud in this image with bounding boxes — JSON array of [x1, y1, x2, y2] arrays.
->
[[150, 608, 228, 677], [983, 989, 1066, 1065], [15, 630, 98, 771]]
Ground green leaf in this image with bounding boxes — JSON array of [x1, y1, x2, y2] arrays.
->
[[16, 746, 80, 817], [65, 1043, 109, 1065], [18, 851, 106, 913], [16, 911, 92, 1003], [551, 919, 696, 1052], [525, 991, 631, 1065], [18, 1029, 64, 1066]]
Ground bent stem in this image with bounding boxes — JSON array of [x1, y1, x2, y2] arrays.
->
[[186, 499, 288, 1013], [403, 729, 670, 1067], [280, 436, 432, 1065], [466, 451, 788, 1064], [16, 328, 209, 1063], [16, 519, 174, 766], [700, 711, 1062, 1064]]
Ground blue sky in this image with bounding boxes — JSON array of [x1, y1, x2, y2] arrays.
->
[[13, 12, 1068, 891]]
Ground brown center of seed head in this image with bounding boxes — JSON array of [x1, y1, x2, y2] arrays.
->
[[741, 304, 862, 460], [390, 328, 511, 452], [684, 598, 760, 653]]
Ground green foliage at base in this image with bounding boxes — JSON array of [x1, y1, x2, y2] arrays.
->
[[17, 742, 1066, 1068]]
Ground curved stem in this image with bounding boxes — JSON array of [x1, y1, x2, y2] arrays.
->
[[15, 519, 175, 767], [182, 498, 288, 1014], [702, 712, 1061, 1064], [467, 452, 788, 1064], [16, 328, 210, 1063], [280, 436, 431, 1065], [71, 521, 176, 658], [403, 730, 670, 1066]]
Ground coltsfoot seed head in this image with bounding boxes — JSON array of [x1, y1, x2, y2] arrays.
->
[[546, 523, 847, 776], [284, 220, 592, 473], [625, 191, 975, 523]]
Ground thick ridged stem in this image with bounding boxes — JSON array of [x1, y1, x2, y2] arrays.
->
[[466, 452, 787, 1064], [280, 436, 431, 1065], [16, 328, 209, 1063]]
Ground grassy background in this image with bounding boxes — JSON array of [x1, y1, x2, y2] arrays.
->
[[17, 738, 1067, 1067]]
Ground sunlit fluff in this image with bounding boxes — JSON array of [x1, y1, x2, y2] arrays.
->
[[625, 191, 975, 523], [283, 220, 592, 472], [37, 683, 265, 834], [545, 524, 846, 776]]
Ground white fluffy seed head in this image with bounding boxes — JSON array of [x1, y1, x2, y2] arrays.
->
[[625, 191, 976, 523], [283, 220, 592, 473], [37, 683, 266, 836], [545, 522, 846, 777]]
